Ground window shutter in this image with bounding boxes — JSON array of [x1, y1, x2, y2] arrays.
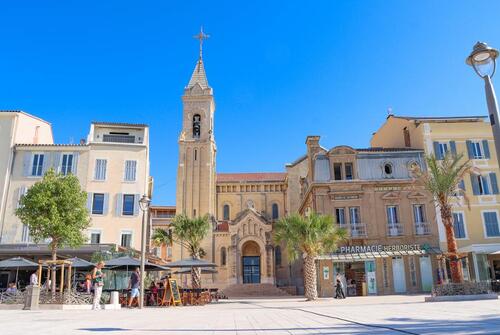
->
[[16, 186, 27, 209], [41, 153, 49, 175], [23, 153, 32, 176], [87, 193, 93, 212], [116, 193, 123, 216], [433, 142, 441, 159], [133, 194, 140, 216], [103, 193, 109, 215], [490, 173, 499, 194], [449, 141, 457, 157], [470, 175, 480, 195], [52, 152, 61, 173], [72, 152, 79, 174], [466, 140, 473, 159], [482, 140, 490, 159]]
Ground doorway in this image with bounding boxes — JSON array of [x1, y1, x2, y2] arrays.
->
[[243, 256, 260, 283], [419, 256, 433, 292], [392, 257, 407, 293]]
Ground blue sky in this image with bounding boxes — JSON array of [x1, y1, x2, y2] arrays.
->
[[1, 1, 500, 205]]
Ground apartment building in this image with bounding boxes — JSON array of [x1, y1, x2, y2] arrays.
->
[[372, 115, 500, 282], [0, 114, 150, 252]]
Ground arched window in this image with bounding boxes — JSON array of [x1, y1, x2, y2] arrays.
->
[[223, 204, 230, 221], [275, 246, 282, 267], [193, 114, 201, 138], [220, 247, 227, 266], [272, 203, 279, 220], [314, 155, 331, 181]]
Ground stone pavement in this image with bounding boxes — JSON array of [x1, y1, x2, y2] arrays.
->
[[1, 295, 500, 335]]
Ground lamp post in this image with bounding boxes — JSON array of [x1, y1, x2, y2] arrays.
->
[[466, 41, 500, 162], [138, 194, 151, 309]]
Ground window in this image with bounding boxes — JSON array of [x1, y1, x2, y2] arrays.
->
[[333, 163, 342, 180], [94, 159, 107, 180], [434, 141, 457, 159], [467, 140, 490, 159], [31, 154, 44, 176], [17, 186, 27, 209], [453, 212, 466, 239], [383, 163, 393, 176], [272, 203, 279, 220], [413, 204, 426, 223], [60, 154, 74, 175], [122, 194, 135, 216], [223, 204, 230, 220], [483, 211, 500, 237], [471, 173, 499, 195], [220, 247, 227, 266], [92, 193, 105, 215], [314, 155, 330, 181], [275, 246, 282, 267], [387, 206, 399, 224], [193, 114, 201, 138], [124, 160, 137, 182], [345, 163, 353, 180], [167, 246, 173, 258], [335, 208, 346, 225], [438, 142, 448, 158], [120, 232, 132, 248], [90, 231, 101, 244], [349, 207, 360, 224], [194, 149, 197, 161]]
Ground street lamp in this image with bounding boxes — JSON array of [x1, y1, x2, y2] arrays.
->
[[466, 41, 500, 162], [138, 194, 151, 309]]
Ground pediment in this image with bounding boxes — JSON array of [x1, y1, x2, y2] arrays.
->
[[329, 145, 356, 155], [407, 191, 426, 199], [381, 191, 400, 200]]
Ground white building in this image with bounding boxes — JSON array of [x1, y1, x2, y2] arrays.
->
[[0, 111, 151, 251]]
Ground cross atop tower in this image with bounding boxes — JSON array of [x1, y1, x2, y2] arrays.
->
[[193, 26, 210, 60]]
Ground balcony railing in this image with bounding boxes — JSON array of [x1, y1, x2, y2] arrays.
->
[[415, 222, 431, 236], [102, 134, 136, 143], [387, 223, 404, 237], [339, 223, 367, 238]]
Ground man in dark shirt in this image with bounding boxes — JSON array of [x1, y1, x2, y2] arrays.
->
[[128, 267, 140, 307]]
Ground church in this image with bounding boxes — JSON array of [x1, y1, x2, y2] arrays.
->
[[168, 33, 441, 297]]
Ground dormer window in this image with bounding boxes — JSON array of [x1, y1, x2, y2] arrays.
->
[[383, 162, 394, 178], [193, 114, 201, 138]]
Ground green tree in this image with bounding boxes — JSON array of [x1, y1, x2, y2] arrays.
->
[[166, 214, 210, 289], [413, 153, 473, 283], [16, 169, 90, 292], [274, 212, 346, 301]]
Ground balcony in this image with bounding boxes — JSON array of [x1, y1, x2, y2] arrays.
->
[[339, 223, 367, 238], [387, 223, 404, 237], [102, 134, 136, 143], [415, 222, 431, 236]]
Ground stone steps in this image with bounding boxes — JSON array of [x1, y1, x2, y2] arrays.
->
[[221, 283, 292, 298]]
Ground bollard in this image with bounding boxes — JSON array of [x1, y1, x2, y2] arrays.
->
[[23, 285, 40, 310]]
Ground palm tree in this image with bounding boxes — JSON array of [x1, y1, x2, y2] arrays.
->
[[167, 214, 210, 289], [414, 153, 474, 283], [151, 228, 173, 257], [274, 212, 347, 301]]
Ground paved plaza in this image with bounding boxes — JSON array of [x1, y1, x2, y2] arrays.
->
[[1, 295, 500, 335]]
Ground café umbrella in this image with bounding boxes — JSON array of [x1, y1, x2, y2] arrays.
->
[[0, 257, 39, 287], [173, 267, 218, 275], [104, 256, 170, 290]]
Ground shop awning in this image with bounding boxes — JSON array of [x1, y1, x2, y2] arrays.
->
[[318, 246, 442, 261]]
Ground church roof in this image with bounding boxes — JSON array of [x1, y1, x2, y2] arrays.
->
[[187, 58, 210, 89], [217, 172, 287, 183]]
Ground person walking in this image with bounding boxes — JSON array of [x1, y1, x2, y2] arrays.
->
[[92, 261, 105, 310], [127, 267, 140, 308], [334, 273, 345, 299], [30, 269, 39, 286]]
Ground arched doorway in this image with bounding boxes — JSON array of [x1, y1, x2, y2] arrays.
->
[[242, 241, 260, 284]]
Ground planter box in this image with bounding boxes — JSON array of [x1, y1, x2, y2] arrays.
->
[[425, 293, 498, 302]]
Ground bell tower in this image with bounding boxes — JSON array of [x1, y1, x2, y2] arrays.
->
[[175, 28, 217, 221]]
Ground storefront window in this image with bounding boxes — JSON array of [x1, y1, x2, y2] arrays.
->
[[410, 257, 417, 287], [382, 258, 389, 288], [476, 254, 490, 281]]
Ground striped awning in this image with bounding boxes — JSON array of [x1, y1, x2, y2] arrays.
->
[[318, 246, 442, 261]]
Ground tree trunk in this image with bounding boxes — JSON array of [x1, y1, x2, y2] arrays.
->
[[191, 267, 201, 290], [303, 254, 318, 301], [441, 205, 463, 283], [51, 243, 57, 295]]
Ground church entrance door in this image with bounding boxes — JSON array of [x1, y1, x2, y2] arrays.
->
[[243, 256, 260, 283]]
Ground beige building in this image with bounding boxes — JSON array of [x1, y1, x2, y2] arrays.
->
[[372, 115, 500, 283], [0, 119, 150, 251]]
